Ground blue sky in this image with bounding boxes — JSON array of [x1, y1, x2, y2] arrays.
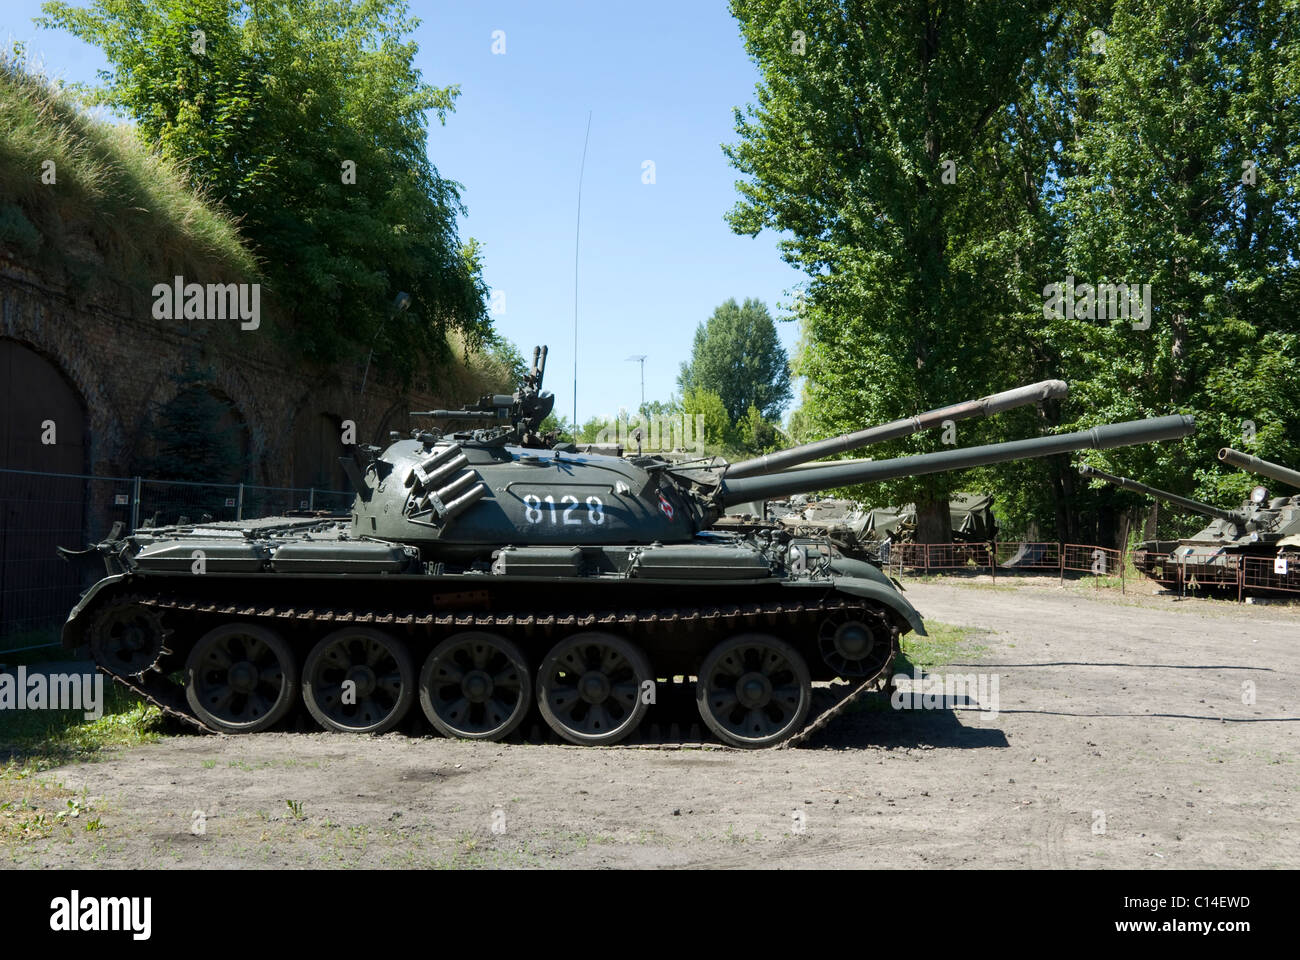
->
[[4, 0, 806, 423]]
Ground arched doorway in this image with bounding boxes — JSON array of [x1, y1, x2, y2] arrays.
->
[[144, 382, 251, 484], [292, 412, 350, 492], [291, 411, 354, 513], [135, 377, 253, 526], [0, 338, 89, 640]]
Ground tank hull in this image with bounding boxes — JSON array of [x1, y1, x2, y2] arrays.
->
[[65, 518, 918, 747]]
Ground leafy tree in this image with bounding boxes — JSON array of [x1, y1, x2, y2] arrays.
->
[[485, 336, 529, 390], [739, 404, 782, 454], [578, 416, 609, 443], [538, 413, 575, 443], [1057, 0, 1300, 498], [38, 0, 491, 387], [639, 398, 680, 419], [726, 0, 1299, 545], [677, 298, 791, 422], [681, 387, 733, 448], [726, 0, 1063, 540]]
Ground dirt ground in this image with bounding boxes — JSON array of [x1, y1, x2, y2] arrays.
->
[[5, 577, 1297, 869]]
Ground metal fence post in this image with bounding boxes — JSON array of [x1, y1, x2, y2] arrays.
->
[[237, 483, 245, 521], [131, 476, 141, 532], [309, 487, 315, 510]]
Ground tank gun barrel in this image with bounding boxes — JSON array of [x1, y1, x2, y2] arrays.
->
[[1217, 448, 1300, 490], [725, 379, 1068, 479], [1077, 464, 1241, 525], [718, 414, 1195, 508]]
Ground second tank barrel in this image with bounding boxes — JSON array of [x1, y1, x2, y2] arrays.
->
[[1217, 448, 1300, 490], [1077, 464, 1240, 525], [719, 414, 1195, 507], [725, 379, 1068, 479]]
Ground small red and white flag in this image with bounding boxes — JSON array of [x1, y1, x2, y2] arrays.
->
[[658, 492, 674, 520]]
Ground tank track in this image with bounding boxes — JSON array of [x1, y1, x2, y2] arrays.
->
[[92, 592, 898, 748]]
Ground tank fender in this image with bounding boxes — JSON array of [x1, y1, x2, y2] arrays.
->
[[61, 573, 130, 648], [829, 570, 927, 637]]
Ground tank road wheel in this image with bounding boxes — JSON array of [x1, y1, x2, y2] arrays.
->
[[302, 628, 415, 734], [90, 601, 167, 677], [817, 610, 894, 678], [185, 623, 298, 733], [420, 632, 532, 741], [537, 633, 652, 746], [696, 634, 811, 749]]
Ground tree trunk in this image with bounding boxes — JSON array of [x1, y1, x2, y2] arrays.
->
[[1098, 505, 1120, 550], [915, 497, 953, 544], [1058, 460, 1079, 542]]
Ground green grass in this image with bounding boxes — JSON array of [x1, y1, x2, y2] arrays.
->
[[0, 683, 165, 772], [898, 620, 990, 672], [0, 628, 63, 661], [0, 52, 257, 293]]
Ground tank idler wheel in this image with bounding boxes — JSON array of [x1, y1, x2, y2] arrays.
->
[[185, 623, 298, 733], [302, 627, 415, 734], [420, 632, 532, 741], [90, 601, 168, 677], [696, 634, 811, 749], [537, 632, 652, 746], [817, 610, 893, 678]]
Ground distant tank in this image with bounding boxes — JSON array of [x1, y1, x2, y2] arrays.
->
[[727, 494, 996, 563], [60, 346, 1195, 748], [1216, 448, 1300, 585], [1079, 456, 1300, 591]]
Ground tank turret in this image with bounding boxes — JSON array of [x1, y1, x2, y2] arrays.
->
[[347, 408, 1194, 550]]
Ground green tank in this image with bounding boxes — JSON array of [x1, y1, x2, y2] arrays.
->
[[722, 494, 996, 571], [60, 348, 1195, 748], [1079, 456, 1300, 591]]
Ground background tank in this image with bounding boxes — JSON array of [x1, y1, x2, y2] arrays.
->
[[736, 493, 996, 562], [60, 345, 1195, 748], [1079, 458, 1300, 591], [1215, 448, 1300, 586]]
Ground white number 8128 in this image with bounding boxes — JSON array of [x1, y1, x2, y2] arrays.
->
[[522, 494, 605, 525]]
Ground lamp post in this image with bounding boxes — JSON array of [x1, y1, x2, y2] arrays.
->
[[626, 354, 646, 415], [358, 291, 411, 425]]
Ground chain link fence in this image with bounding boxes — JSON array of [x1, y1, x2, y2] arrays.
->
[[0, 467, 352, 652]]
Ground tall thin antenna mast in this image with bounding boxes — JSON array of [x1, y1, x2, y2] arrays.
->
[[573, 110, 592, 429]]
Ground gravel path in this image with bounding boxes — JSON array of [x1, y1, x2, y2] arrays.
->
[[6, 579, 1296, 869]]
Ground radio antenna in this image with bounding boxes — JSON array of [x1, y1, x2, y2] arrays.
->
[[573, 110, 591, 431]]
